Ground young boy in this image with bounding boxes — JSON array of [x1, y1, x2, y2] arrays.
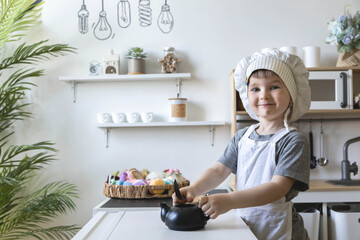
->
[[173, 50, 311, 240]]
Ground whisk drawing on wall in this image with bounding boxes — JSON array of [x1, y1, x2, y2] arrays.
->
[[78, 0, 89, 34], [93, 0, 113, 40], [138, 0, 152, 27], [117, 0, 131, 28]]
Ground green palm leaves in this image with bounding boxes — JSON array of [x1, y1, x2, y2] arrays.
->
[[0, 0, 42, 48], [0, 0, 79, 239]]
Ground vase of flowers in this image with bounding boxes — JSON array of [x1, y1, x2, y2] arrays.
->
[[126, 47, 147, 74], [326, 6, 360, 67]]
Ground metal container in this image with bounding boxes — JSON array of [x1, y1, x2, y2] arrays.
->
[[128, 59, 145, 75]]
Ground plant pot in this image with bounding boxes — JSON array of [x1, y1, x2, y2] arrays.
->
[[336, 49, 360, 67], [128, 59, 145, 75]]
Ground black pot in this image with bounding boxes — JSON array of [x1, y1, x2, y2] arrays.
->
[[159, 202, 210, 231]]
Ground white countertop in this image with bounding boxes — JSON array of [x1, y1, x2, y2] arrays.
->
[[73, 209, 257, 240]]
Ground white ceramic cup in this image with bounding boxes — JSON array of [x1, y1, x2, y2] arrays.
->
[[112, 113, 126, 123], [141, 112, 154, 123], [302, 46, 321, 67], [279, 46, 297, 55], [126, 112, 140, 123], [97, 113, 113, 123]]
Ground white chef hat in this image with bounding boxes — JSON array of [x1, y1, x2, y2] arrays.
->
[[234, 50, 311, 128]]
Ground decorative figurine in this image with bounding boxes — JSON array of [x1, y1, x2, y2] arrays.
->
[[158, 47, 180, 73], [103, 48, 120, 74]]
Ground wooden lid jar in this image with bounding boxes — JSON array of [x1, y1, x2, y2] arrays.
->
[[168, 98, 187, 122]]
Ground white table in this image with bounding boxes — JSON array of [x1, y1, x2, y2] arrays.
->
[[73, 210, 257, 240]]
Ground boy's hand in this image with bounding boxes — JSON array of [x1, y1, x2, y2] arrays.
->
[[172, 186, 196, 205], [198, 193, 232, 219]]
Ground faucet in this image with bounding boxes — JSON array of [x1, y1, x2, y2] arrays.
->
[[341, 137, 360, 180]]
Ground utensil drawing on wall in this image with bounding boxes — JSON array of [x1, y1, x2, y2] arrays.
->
[[139, 0, 152, 27], [158, 0, 174, 34], [118, 0, 131, 28], [78, 0, 89, 34], [93, 0, 114, 40]]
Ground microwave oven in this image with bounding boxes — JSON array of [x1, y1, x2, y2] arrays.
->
[[309, 70, 353, 110]]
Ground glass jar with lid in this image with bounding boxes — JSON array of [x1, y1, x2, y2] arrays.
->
[[168, 98, 187, 122], [160, 47, 179, 73], [163, 47, 175, 56]]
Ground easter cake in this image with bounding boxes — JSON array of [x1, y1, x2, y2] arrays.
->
[[103, 168, 190, 199]]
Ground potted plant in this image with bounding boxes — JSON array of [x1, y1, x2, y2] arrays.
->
[[326, 5, 360, 67], [0, 0, 79, 239], [126, 47, 147, 74]]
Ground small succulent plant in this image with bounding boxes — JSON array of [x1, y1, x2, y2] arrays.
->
[[126, 47, 147, 59]]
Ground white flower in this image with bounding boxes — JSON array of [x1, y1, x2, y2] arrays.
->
[[326, 8, 360, 52], [326, 35, 337, 45]]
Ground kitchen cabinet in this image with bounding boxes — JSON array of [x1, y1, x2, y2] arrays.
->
[[59, 73, 226, 147], [228, 180, 360, 240], [230, 67, 360, 136], [72, 210, 257, 240], [294, 180, 360, 240]]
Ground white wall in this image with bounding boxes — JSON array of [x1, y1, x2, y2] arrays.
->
[[11, 0, 360, 226]]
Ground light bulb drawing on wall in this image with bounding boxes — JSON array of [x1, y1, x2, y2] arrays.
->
[[117, 0, 131, 28], [138, 0, 152, 27], [157, 0, 174, 34], [78, 0, 89, 34], [93, 0, 113, 40]]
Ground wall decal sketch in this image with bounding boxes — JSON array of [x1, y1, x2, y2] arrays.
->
[[78, 0, 89, 34], [117, 0, 131, 28], [94, 0, 113, 40], [138, 0, 152, 27], [157, 0, 174, 34]]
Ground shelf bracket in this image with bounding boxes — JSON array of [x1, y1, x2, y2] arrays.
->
[[104, 128, 110, 148], [71, 81, 78, 103], [176, 78, 182, 98], [208, 125, 215, 146]]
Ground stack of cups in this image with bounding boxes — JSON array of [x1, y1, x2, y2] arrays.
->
[[125, 112, 154, 123], [97, 112, 154, 124]]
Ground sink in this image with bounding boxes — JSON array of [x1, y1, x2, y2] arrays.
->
[[326, 180, 360, 186]]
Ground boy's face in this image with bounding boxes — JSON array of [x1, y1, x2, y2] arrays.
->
[[247, 74, 292, 123]]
